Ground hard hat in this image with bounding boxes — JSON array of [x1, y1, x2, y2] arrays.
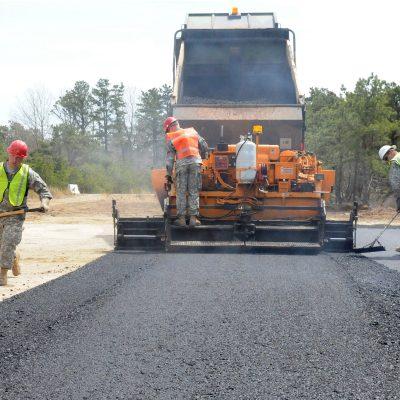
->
[[7, 140, 29, 158], [163, 116, 177, 133], [378, 145, 396, 160]]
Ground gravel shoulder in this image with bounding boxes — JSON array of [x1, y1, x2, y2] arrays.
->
[[0, 193, 160, 301]]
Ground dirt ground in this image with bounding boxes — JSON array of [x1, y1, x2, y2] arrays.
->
[[0, 193, 162, 301], [1, 192, 398, 301]]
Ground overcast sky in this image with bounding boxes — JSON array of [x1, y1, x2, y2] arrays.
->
[[0, 0, 399, 124]]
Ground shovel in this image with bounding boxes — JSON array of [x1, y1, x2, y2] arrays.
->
[[0, 207, 45, 218], [353, 211, 399, 253]]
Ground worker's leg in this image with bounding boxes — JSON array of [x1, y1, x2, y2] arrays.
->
[[12, 250, 21, 276], [175, 164, 189, 217], [187, 163, 201, 216], [0, 220, 7, 285], [0, 217, 24, 279]]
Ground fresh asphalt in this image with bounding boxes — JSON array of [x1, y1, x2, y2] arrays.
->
[[356, 227, 400, 272], [1, 249, 400, 399]]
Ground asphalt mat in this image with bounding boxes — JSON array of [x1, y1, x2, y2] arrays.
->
[[357, 227, 400, 272], [1, 251, 400, 399]]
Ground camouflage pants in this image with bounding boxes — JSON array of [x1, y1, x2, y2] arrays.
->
[[175, 163, 201, 217], [0, 216, 24, 270]]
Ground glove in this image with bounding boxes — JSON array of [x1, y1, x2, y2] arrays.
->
[[397, 197, 400, 212], [41, 197, 50, 212], [164, 175, 173, 192]]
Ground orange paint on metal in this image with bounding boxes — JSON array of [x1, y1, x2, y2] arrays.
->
[[151, 168, 167, 210], [151, 143, 335, 221]]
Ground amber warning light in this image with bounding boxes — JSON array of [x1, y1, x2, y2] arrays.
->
[[231, 7, 239, 15], [252, 125, 263, 135]]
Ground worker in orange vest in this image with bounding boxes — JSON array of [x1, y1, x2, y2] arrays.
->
[[164, 117, 208, 227]]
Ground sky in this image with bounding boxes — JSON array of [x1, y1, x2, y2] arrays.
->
[[0, 0, 399, 124]]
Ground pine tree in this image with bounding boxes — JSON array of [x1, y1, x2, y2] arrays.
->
[[135, 85, 172, 167], [92, 79, 114, 152], [53, 81, 93, 134], [110, 83, 128, 160]]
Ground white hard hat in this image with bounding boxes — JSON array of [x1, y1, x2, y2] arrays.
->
[[378, 145, 396, 160]]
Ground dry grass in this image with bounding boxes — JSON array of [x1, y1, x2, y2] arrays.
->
[[48, 186, 75, 199]]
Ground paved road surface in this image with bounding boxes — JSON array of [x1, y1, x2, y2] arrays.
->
[[357, 227, 400, 271], [1, 251, 400, 399]]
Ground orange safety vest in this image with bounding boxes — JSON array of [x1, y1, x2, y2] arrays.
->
[[165, 130, 182, 143], [171, 128, 200, 160]]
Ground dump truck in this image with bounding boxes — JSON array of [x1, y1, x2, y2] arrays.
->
[[113, 10, 357, 251]]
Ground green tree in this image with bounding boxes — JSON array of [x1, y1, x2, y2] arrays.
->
[[135, 85, 172, 167], [92, 79, 114, 152], [53, 81, 93, 134], [306, 74, 396, 205], [110, 83, 128, 160], [386, 82, 400, 145], [51, 123, 95, 165], [345, 75, 395, 203]]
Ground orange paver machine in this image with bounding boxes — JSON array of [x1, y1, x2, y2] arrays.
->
[[113, 10, 356, 251]]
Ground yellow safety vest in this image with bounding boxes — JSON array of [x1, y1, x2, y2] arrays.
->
[[392, 153, 400, 167], [0, 162, 29, 206]]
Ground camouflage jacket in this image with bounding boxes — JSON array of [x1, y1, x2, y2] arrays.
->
[[389, 154, 400, 198]]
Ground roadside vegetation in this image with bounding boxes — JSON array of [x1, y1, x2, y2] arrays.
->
[[306, 74, 400, 206], [1, 74, 399, 204], [0, 80, 171, 193]]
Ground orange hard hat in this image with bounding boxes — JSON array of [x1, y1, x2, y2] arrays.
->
[[7, 140, 29, 158], [163, 116, 177, 133]]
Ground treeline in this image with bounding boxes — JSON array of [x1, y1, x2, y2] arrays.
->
[[2, 74, 400, 203], [0, 80, 171, 193], [306, 74, 400, 206]]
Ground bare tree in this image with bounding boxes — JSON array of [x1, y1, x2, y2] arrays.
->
[[13, 86, 53, 144], [124, 86, 138, 151]]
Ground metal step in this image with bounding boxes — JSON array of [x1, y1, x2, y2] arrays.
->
[[119, 234, 159, 239], [171, 224, 318, 231], [256, 225, 318, 231], [169, 240, 321, 249]]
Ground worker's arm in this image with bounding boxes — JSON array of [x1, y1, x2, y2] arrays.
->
[[28, 169, 53, 211], [166, 140, 176, 177], [389, 164, 400, 211], [198, 135, 209, 159]]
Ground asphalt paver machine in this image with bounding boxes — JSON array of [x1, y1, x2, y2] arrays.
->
[[113, 10, 356, 252]]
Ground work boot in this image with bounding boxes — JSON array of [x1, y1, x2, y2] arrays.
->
[[12, 252, 21, 276], [174, 216, 187, 227], [189, 216, 201, 227], [0, 268, 8, 286]]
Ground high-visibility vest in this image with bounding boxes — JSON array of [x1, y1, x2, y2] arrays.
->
[[165, 130, 183, 143], [0, 162, 29, 206], [171, 128, 200, 160], [392, 153, 400, 166]]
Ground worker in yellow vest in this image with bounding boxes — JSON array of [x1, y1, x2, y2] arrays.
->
[[379, 145, 400, 252], [0, 140, 52, 286]]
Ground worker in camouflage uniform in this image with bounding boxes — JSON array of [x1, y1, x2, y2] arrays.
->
[[164, 117, 208, 227], [0, 140, 52, 286], [379, 144, 400, 252]]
